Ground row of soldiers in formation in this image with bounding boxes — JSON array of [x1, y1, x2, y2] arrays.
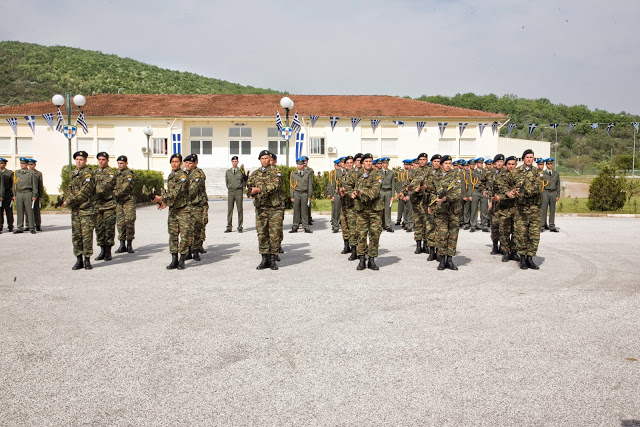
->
[[0, 157, 45, 234]]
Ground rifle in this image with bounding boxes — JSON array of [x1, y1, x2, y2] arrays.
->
[[143, 185, 163, 206], [429, 178, 456, 206], [55, 195, 64, 208]]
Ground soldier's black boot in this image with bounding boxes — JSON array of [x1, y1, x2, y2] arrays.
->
[[422, 241, 429, 254], [166, 253, 179, 270], [414, 241, 422, 254], [491, 240, 499, 255], [510, 251, 521, 262], [72, 255, 83, 270], [502, 252, 510, 262], [104, 246, 112, 261], [126, 240, 135, 254], [445, 255, 458, 271], [84, 257, 92, 270], [115, 240, 126, 253], [348, 245, 358, 261], [341, 240, 350, 254], [270, 254, 279, 270], [185, 247, 193, 260], [192, 248, 201, 261], [519, 255, 528, 270], [357, 255, 367, 270], [278, 247, 284, 253], [256, 254, 270, 270], [367, 257, 379, 271], [437, 255, 446, 270], [427, 247, 437, 261], [95, 246, 106, 260], [177, 254, 187, 270], [275, 253, 281, 261], [526, 255, 539, 270]]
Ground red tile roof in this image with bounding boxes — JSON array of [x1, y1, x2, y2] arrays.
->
[[0, 94, 508, 120]]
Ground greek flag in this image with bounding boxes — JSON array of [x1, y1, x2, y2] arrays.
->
[[295, 131, 304, 159], [24, 115, 36, 134], [291, 111, 301, 134], [491, 121, 499, 134], [568, 123, 576, 134], [371, 119, 381, 133], [393, 120, 404, 127], [417, 121, 426, 136], [310, 115, 319, 127], [330, 116, 339, 131], [275, 111, 283, 131], [549, 123, 559, 130], [6, 118, 18, 135], [528, 123, 538, 136], [591, 123, 599, 130], [459, 122, 468, 137], [56, 108, 64, 133], [76, 111, 88, 134], [438, 122, 448, 138], [478, 123, 487, 137], [507, 123, 517, 137], [351, 117, 361, 131], [631, 122, 639, 133], [606, 123, 615, 135], [42, 113, 55, 131]]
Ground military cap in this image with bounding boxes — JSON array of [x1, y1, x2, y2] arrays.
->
[[170, 153, 182, 162], [231, 155, 239, 161], [402, 159, 412, 164], [73, 151, 88, 159], [485, 159, 493, 165], [0, 157, 7, 163], [96, 152, 109, 159], [430, 154, 441, 161], [353, 153, 363, 160], [301, 156, 309, 161], [184, 154, 197, 162], [117, 155, 128, 162], [522, 148, 534, 158], [343, 155, 353, 161], [411, 158, 418, 163], [545, 157, 555, 163], [536, 158, 545, 165], [441, 155, 452, 162], [296, 158, 305, 165], [505, 155, 517, 163], [381, 157, 390, 163], [427, 162, 431, 166], [258, 149, 271, 159], [270, 152, 277, 160], [475, 157, 485, 163], [27, 158, 37, 164], [417, 152, 428, 159], [493, 154, 505, 162], [361, 153, 373, 161], [333, 159, 341, 164]]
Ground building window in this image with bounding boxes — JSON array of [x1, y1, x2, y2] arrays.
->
[[381, 138, 398, 156], [360, 138, 377, 156], [229, 127, 252, 138], [16, 138, 33, 155], [459, 138, 476, 157], [267, 127, 281, 138], [190, 127, 213, 138], [77, 138, 93, 155], [230, 140, 251, 155], [439, 138, 456, 155], [268, 140, 287, 155], [98, 138, 115, 155], [310, 137, 325, 155], [191, 140, 213, 155], [0, 138, 10, 154], [152, 138, 168, 155]]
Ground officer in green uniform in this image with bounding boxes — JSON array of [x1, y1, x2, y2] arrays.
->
[[301, 156, 314, 226], [327, 159, 342, 233], [247, 150, 283, 270], [27, 159, 44, 231], [337, 155, 354, 254], [0, 157, 14, 233], [461, 160, 472, 229], [289, 157, 313, 233], [395, 160, 409, 227], [379, 157, 396, 232], [12, 158, 37, 234], [114, 155, 136, 254], [225, 155, 245, 233], [352, 153, 383, 271], [94, 152, 117, 261], [62, 151, 96, 270], [184, 154, 207, 261], [470, 157, 489, 232], [152, 153, 192, 270], [541, 158, 560, 232]]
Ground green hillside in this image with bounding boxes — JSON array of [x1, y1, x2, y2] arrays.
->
[[0, 41, 281, 106]]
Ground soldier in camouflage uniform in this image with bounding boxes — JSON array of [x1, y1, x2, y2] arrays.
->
[[495, 156, 520, 263], [269, 153, 285, 258], [247, 150, 284, 270], [152, 153, 192, 270], [194, 156, 209, 251], [342, 153, 363, 261], [402, 152, 429, 255], [337, 155, 354, 254], [27, 159, 44, 231], [428, 155, 461, 270], [327, 159, 342, 233], [12, 157, 37, 234], [352, 153, 383, 271], [0, 157, 15, 233], [114, 155, 136, 254], [424, 154, 441, 259], [379, 157, 395, 232], [483, 155, 504, 255], [184, 154, 207, 261], [62, 151, 96, 270], [511, 149, 543, 269], [94, 152, 117, 261]]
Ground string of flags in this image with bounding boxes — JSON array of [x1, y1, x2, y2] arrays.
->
[[505, 122, 627, 136], [3, 108, 89, 136]]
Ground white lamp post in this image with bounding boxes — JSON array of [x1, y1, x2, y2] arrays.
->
[[280, 97, 294, 166], [53, 93, 86, 173], [143, 127, 153, 170]]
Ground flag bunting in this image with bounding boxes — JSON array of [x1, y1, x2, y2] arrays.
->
[[56, 108, 64, 133], [6, 118, 18, 135], [275, 111, 283, 131], [24, 115, 36, 134], [507, 123, 517, 137], [351, 117, 361, 131], [417, 121, 426, 136], [438, 122, 448, 138], [309, 115, 319, 127], [371, 119, 381, 133], [459, 122, 468, 137], [330, 116, 339, 131], [528, 123, 538, 136], [42, 113, 54, 131]]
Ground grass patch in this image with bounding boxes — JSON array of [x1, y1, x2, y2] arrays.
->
[[557, 197, 640, 214]]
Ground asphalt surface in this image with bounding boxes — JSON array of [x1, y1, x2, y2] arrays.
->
[[1, 202, 639, 426]]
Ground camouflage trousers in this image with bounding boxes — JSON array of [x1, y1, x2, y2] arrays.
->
[[168, 206, 192, 255], [190, 205, 205, 251], [95, 208, 116, 246], [340, 205, 351, 241], [356, 208, 383, 257], [116, 199, 136, 241], [346, 207, 358, 246], [435, 204, 461, 257], [72, 212, 95, 257], [490, 207, 499, 242], [412, 201, 427, 241], [256, 207, 283, 255], [514, 205, 541, 257], [426, 211, 436, 246], [202, 202, 209, 247], [497, 206, 516, 253], [278, 205, 285, 247]]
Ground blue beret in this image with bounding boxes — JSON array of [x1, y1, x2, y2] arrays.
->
[[301, 156, 309, 161], [402, 159, 411, 164], [545, 157, 555, 163], [296, 158, 305, 165], [333, 159, 341, 164], [427, 162, 431, 166], [475, 157, 484, 162], [382, 157, 390, 162], [485, 159, 493, 164], [0, 157, 7, 163], [536, 158, 545, 164], [27, 158, 37, 163]]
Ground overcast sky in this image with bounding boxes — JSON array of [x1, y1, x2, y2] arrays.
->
[[2, 0, 639, 114]]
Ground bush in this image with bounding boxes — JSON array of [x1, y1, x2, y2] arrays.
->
[[587, 166, 626, 211]]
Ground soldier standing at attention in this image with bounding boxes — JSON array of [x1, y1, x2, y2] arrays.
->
[[0, 157, 14, 233], [247, 150, 283, 270], [152, 153, 192, 270], [485, 155, 504, 255], [424, 154, 441, 259], [496, 156, 520, 263], [269, 152, 285, 257], [94, 152, 117, 261], [395, 160, 408, 227], [379, 157, 395, 233], [428, 155, 461, 270], [327, 159, 342, 233], [337, 155, 354, 254], [403, 152, 429, 254], [27, 159, 44, 231], [541, 158, 560, 232], [344, 153, 363, 260], [352, 153, 383, 271], [62, 151, 96, 270], [184, 154, 206, 261], [511, 149, 543, 270], [470, 158, 489, 232], [301, 156, 314, 226], [225, 155, 244, 233], [289, 157, 313, 233], [193, 156, 209, 252], [460, 160, 472, 230], [114, 155, 136, 254], [12, 158, 37, 234]]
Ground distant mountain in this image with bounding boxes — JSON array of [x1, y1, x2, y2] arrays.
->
[[0, 41, 281, 106]]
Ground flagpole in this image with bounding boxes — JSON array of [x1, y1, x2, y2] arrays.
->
[[66, 92, 72, 173], [633, 129, 636, 178], [554, 127, 558, 166]]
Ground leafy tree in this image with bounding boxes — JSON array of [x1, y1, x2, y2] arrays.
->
[[587, 166, 626, 211]]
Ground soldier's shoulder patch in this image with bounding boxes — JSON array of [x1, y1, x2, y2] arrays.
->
[[126, 174, 132, 179], [84, 173, 91, 178], [180, 175, 186, 181], [277, 173, 282, 177], [127, 177, 132, 181], [85, 178, 91, 182]]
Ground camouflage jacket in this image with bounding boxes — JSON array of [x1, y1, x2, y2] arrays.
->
[[354, 168, 383, 212], [188, 168, 208, 207], [67, 165, 96, 214], [513, 164, 543, 207], [430, 169, 462, 214], [247, 165, 282, 209], [338, 167, 355, 208], [94, 167, 116, 210], [163, 168, 189, 210], [404, 165, 429, 202], [114, 168, 135, 202]]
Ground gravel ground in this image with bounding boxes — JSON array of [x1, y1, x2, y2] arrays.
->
[[1, 202, 639, 426]]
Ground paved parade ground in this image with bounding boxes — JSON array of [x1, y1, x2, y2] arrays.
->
[[1, 201, 639, 425]]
